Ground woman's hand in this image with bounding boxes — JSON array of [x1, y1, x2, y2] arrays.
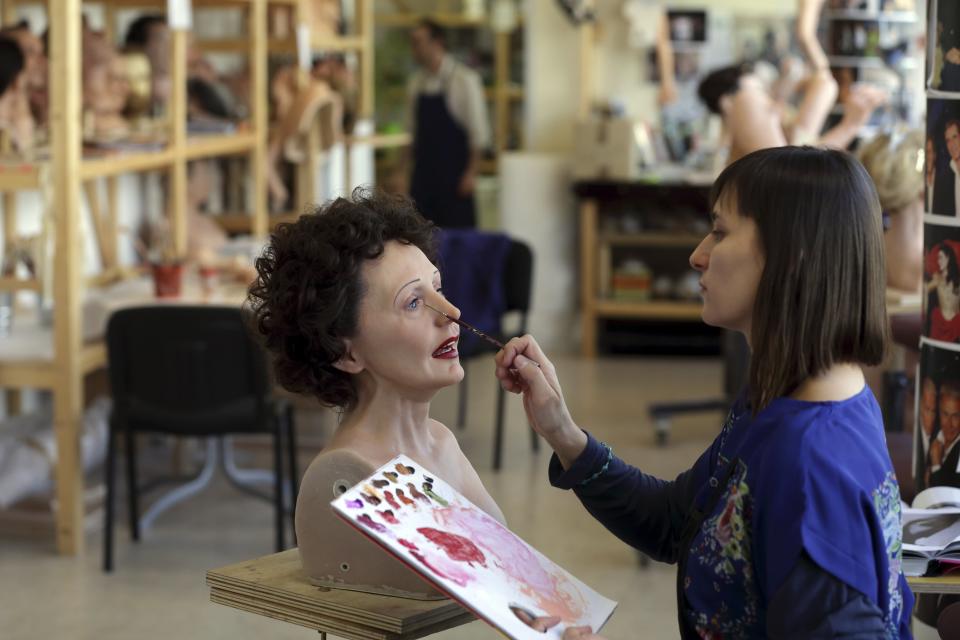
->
[[495, 335, 587, 468]]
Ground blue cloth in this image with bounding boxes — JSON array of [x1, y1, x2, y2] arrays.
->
[[550, 386, 914, 638], [436, 229, 512, 356]]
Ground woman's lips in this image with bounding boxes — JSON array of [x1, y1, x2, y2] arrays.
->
[[432, 336, 459, 359]]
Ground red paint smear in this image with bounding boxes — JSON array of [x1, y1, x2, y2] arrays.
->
[[378, 510, 399, 525], [410, 551, 470, 587], [417, 527, 486, 567], [399, 538, 419, 551], [356, 514, 387, 533], [384, 490, 401, 511]]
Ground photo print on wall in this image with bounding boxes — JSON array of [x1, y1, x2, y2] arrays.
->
[[916, 339, 960, 493], [923, 219, 960, 343], [925, 97, 960, 217]]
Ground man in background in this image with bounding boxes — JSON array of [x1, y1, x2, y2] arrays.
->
[[406, 19, 489, 229]]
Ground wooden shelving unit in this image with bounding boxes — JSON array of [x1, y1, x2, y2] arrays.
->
[[0, 0, 268, 555], [576, 182, 712, 358]]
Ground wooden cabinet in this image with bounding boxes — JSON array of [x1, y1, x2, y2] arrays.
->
[[575, 179, 715, 358]]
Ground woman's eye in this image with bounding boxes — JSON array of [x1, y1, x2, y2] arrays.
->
[[407, 297, 421, 311], [711, 229, 725, 239]]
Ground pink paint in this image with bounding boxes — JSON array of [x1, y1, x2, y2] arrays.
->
[[399, 538, 419, 551], [378, 510, 399, 525], [418, 527, 486, 567], [359, 492, 380, 507], [434, 506, 585, 621], [384, 490, 401, 511], [356, 514, 387, 533], [409, 551, 473, 587]]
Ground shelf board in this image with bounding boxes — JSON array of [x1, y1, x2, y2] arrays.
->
[[375, 13, 486, 28], [311, 35, 366, 52], [0, 161, 42, 191], [184, 133, 257, 160], [600, 232, 703, 248], [215, 212, 299, 233], [908, 575, 960, 594], [346, 132, 412, 149], [823, 10, 916, 22], [828, 55, 917, 70], [197, 38, 296, 54], [593, 299, 703, 321], [0, 277, 41, 292], [80, 149, 175, 180]]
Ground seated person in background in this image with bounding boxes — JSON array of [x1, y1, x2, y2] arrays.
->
[[0, 35, 31, 152], [248, 189, 504, 596], [858, 129, 924, 294], [698, 0, 885, 163]]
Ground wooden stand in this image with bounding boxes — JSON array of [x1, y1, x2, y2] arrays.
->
[[207, 549, 476, 640]]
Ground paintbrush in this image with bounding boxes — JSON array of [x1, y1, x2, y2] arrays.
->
[[424, 303, 540, 368]]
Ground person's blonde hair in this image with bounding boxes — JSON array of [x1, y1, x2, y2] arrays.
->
[[857, 128, 924, 214]]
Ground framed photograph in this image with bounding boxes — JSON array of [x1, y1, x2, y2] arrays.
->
[[916, 340, 960, 492]]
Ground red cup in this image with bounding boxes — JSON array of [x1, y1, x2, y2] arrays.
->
[[151, 263, 183, 298]]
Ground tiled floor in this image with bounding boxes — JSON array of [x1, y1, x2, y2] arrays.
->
[[0, 355, 937, 639]]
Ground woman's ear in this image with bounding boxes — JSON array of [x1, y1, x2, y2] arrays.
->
[[332, 338, 364, 374]]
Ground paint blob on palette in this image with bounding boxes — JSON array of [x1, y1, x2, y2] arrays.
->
[[330, 455, 617, 640]]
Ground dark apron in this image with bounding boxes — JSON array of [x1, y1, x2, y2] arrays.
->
[[409, 75, 476, 229]]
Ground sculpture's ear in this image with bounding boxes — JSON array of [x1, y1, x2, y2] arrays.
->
[[332, 338, 364, 375]]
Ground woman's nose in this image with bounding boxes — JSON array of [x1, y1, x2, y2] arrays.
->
[[690, 237, 710, 272]]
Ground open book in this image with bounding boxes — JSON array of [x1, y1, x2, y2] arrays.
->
[[330, 455, 618, 640], [902, 486, 960, 577]]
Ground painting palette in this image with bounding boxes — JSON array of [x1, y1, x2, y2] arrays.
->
[[331, 455, 617, 640]]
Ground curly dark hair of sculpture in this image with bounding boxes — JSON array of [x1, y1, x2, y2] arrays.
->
[[248, 188, 437, 411]]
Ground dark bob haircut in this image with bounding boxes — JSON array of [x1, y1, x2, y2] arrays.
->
[[711, 146, 887, 413], [248, 188, 436, 411], [698, 62, 753, 115], [415, 18, 446, 48]]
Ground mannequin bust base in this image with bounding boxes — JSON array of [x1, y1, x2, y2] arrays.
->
[[296, 448, 445, 600]]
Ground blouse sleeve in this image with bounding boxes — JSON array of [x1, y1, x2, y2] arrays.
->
[[549, 431, 717, 563]]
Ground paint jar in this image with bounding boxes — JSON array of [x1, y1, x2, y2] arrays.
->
[[151, 262, 183, 298]]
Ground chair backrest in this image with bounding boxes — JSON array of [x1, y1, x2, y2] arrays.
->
[[106, 305, 272, 435], [503, 239, 533, 314]]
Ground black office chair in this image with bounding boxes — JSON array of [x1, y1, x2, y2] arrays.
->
[[102, 306, 298, 572], [451, 238, 538, 471]]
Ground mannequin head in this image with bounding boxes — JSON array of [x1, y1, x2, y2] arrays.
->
[[1, 22, 45, 121], [0, 35, 31, 151], [249, 189, 461, 412], [83, 30, 131, 137]]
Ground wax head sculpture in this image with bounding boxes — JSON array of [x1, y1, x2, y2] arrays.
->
[[1, 23, 46, 125], [0, 35, 32, 152], [248, 191, 504, 597], [83, 31, 131, 139]]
